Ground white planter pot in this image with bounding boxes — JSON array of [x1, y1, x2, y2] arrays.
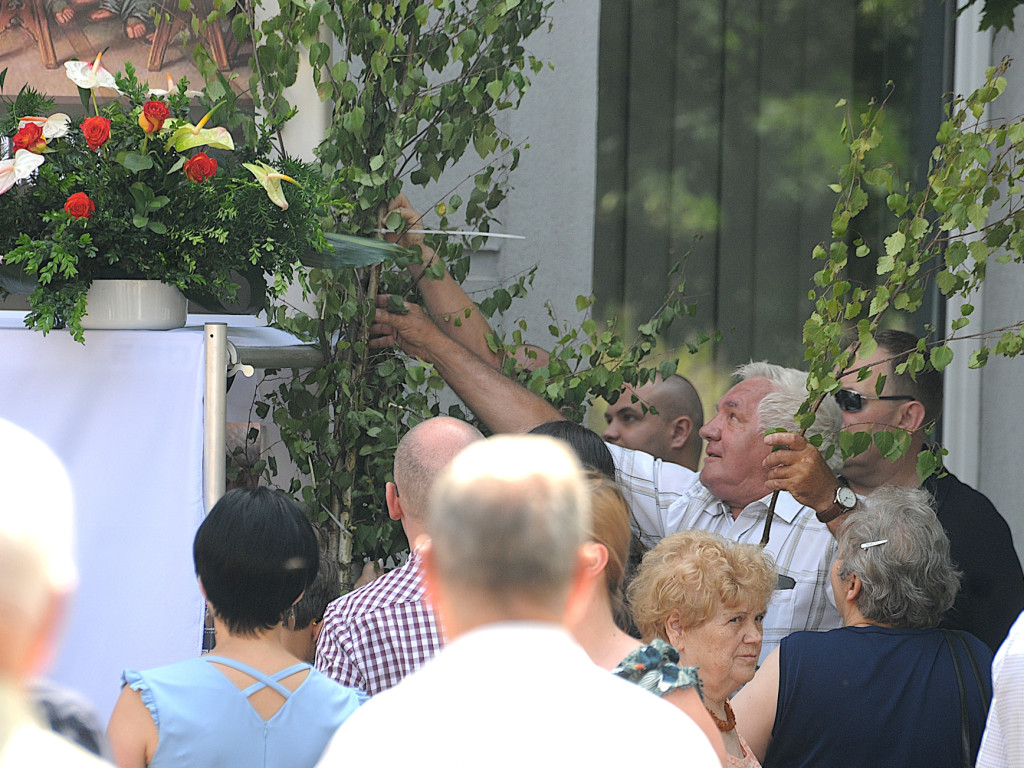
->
[[80, 280, 187, 330]]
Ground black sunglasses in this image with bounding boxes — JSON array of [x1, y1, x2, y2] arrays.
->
[[834, 389, 915, 413]]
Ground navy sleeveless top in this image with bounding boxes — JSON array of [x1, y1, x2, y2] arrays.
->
[[764, 626, 991, 768]]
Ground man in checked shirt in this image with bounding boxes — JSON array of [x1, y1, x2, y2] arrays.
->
[[315, 417, 483, 695]]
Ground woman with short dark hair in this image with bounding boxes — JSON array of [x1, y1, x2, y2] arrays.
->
[[107, 488, 363, 768]]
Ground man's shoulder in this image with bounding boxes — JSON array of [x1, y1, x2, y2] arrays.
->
[[324, 624, 717, 766], [609, 444, 698, 491], [928, 469, 1010, 533], [323, 558, 426, 622], [929, 468, 995, 506]]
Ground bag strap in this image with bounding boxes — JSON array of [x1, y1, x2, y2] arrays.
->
[[941, 629, 972, 768], [952, 630, 991, 719]]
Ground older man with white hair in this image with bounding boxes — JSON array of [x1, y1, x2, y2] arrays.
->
[[318, 436, 719, 766], [0, 419, 108, 766], [372, 295, 848, 660]]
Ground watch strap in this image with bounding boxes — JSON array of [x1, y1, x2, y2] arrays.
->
[[816, 500, 849, 525], [816, 484, 856, 524]]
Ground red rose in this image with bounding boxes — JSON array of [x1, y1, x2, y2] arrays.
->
[[138, 100, 171, 134], [183, 152, 218, 183], [12, 122, 46, 153], [64, 192, 95, 219], [80, 116, 111, 150]]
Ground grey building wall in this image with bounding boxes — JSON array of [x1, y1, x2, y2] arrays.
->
[[958, 13, 1024, 562], [459, 0, 599, 347]]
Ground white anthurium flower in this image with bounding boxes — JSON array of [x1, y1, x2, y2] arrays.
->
[[18, 113, 71, 139], [148, 73, 202, 98], [0, 150, 46, 195], [64, 53, 120, 93]]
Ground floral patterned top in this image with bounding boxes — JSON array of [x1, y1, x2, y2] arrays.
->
[[611, 638, 701, 698]]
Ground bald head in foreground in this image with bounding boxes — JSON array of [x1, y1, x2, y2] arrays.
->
[[317, 436, 719, 767], [0, 419, 107, 766]]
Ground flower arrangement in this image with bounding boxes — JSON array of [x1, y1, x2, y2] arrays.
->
[[0, 55, 328, 340]]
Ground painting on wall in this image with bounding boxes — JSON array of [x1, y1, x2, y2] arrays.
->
[[0, 0, 251, 98]]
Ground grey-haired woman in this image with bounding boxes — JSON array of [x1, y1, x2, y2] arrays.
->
[[733, 485, 992, 768]]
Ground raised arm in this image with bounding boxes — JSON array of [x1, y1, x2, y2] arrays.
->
[[762, 431, 852, 535], [384, 194, 505, 369], [371, 294, 562, 433]]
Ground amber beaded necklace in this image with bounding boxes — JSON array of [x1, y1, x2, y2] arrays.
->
[[706, 700, 736, 733]]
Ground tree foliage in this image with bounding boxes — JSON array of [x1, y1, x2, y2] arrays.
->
[[799, 59, 1024, 480], [185, 0, 702, 585]]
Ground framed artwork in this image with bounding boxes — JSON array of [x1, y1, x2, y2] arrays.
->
[[0, 0, 251, 98]]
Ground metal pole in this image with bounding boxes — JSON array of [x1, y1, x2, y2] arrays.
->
[[204, 322, 228, 514]]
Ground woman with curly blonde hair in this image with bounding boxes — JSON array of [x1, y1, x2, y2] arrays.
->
[[630, 530, 776, 767]]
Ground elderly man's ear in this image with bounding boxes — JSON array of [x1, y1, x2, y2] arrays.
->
[[562, 542, 607, 628]]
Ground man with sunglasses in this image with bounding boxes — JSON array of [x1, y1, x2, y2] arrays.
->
[[764, 329, 1024, 651]]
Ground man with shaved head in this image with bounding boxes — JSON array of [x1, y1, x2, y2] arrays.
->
[[315, 416, 483, 695], [603, 374, 704, 470]]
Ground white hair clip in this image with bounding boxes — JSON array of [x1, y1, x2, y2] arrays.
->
[[861, 539, 888, 550]]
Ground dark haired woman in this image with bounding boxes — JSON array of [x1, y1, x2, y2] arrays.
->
[[107, 488, 363, 768]]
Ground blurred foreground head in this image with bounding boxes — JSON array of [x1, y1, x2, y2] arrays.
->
[[425, 435, 590, 630], [0, 419, 77, 680]]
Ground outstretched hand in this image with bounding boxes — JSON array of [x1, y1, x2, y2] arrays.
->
[[762, 432, 840, 513], [370, 294, 444, 362], [382, 194, 434, 269]]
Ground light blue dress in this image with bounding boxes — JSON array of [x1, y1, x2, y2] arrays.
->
[[121, 656, 364, 768]]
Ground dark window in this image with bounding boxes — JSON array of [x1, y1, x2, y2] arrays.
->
[[594, 0, 953, 368]]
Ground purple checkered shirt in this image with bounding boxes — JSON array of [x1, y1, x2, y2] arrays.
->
[[315, 548, 442, 696]]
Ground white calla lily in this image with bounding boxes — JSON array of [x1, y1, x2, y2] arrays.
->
[[148, 73, 202, 98], [0, 150, 45, 195], [19, 113, 71, 139], [64, 53, 120, 93]]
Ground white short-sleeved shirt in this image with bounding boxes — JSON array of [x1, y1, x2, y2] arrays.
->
[[609, 444, 841, 662], [977, 610, 1024, 768]]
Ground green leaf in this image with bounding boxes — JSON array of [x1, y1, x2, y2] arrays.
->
[[840, 430, 872, 460], [370, 51, 387, 78], [916, 448, 943, 484], [884, 230, 906, 257], [300, 233, 411, 269], [485, 79, 504, 101], [930, 345, 954, 371], [387, 294, 409, 314], [121, 152, 154, 172]]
